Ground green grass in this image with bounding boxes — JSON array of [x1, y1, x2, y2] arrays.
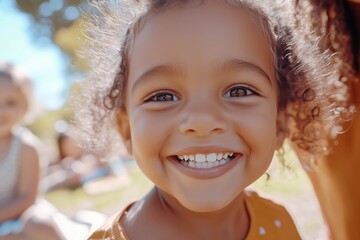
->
[[45, 163, 153, 216]]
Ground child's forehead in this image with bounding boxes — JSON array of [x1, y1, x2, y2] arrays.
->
[[0, 76, 30, 104], [140, 1, 263, 33], [0, 76, 28, 92], [0, 76, 17, 87], [0, 80, 23, 93], [130, 0, 272, 58], [128, 0, 275, 83]]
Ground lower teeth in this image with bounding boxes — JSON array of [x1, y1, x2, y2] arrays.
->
[[180, 157, 231, 168]]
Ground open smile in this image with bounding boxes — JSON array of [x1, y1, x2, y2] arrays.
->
[[176, 152, 238, 169], [168, 151, 243, 179]]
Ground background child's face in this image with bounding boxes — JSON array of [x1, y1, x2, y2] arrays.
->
[[0, 78, 28, 136], [120, 1, 280, 212]]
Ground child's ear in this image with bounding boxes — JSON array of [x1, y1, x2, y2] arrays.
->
[[276, 110, 288, 150], [116, 108, 132, 155]]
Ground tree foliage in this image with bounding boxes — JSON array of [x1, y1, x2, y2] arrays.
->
[[15, 0, 89, 70], [15, 0, 84, 39], [14, 1, 90, 138]]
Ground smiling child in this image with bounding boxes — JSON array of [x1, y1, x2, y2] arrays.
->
[[82, 0, 347, 239]]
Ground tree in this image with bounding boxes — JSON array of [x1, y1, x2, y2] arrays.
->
[[15, 0, 89, 70]]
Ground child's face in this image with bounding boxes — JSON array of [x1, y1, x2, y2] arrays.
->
[[119, 1, 281, 212], [0, 78, 27, 136]]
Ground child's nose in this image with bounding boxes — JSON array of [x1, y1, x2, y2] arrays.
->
[[178, 101, 227, 137]]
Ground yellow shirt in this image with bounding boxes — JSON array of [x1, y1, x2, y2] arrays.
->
[[87, 191, 301, 240]]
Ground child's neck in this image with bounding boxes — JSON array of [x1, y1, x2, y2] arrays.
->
[[124, 187, 250, 240]]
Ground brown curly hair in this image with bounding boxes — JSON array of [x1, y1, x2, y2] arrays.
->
[[294, 0, 358, 82], [75, 0, 350, 158]]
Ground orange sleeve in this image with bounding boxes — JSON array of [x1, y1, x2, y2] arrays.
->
[[245, 191, 302, 240]]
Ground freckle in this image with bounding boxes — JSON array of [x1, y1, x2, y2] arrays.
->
[[274, 219, 282, 228], [259, 226, 266, 235]]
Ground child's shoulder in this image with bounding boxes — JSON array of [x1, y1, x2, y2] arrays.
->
[[16, 127, 42, 150], [244, 190, 302, 240], [87, 203, 135, 240], [244, 190, 290, 215], [13, 128, 41, 169]]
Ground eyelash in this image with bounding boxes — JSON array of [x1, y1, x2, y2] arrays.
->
[[144, 91, 179, 102], [144, 84, 257, 103], [3, 100, 16, 106], [224, 84, 258, 98]]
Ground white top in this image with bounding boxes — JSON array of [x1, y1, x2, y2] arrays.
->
[[0, 131, 21, 201]]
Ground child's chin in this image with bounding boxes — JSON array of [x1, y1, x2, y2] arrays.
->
[[178, 196, 233, 213]]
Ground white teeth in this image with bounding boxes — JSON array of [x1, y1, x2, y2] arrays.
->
[[189, 161, 196, 167], [181, 160, 229, 169], [179, 152, 234, 163], [195, 154, 206, 162], [177, 152, 235, 169], [206, 153, 217, 162], [220, 159, 227, 165], [195, 162, 202, 168]]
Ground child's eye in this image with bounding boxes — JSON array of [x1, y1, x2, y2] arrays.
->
[[224, 85, 257, 98], [5, 100, 16, 106], [145, 91, 179, 102]]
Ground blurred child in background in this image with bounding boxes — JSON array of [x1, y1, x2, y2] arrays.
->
[[0, 62, 64, 240], [42, 120, 113, 192]]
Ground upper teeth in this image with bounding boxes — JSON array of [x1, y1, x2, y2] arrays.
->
[[177, 153, 234, 163]]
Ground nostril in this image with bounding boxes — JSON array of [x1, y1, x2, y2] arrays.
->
[[213, 128, 224, 133], [185, 129, 196, 134]]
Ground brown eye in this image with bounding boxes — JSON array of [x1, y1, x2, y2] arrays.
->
[[230, 88, 247, 97], [6, 100, 16, 106], [146, 92, 179, 102], [224, 85, 256, 98]]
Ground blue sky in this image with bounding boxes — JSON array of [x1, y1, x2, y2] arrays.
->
[[0, 0, 70, 110]]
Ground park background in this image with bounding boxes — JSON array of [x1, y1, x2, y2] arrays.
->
[[0, 0, 327, 239]]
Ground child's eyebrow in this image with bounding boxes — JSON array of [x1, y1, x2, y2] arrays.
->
[[131, 64, 180, 92], [220, 59, 272, 86], [131, 59, 272, 92]]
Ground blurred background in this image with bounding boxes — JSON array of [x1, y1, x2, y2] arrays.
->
[[0, 1, 327, 239]]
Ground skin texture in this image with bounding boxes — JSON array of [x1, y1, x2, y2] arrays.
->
[[59, 135, 83, 160], [303, 2, 360, 239], [116, 1, 284, 239]]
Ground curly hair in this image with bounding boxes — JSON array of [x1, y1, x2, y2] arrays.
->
[[75, 0, 350, 158], [294, 0, 358, 81]]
